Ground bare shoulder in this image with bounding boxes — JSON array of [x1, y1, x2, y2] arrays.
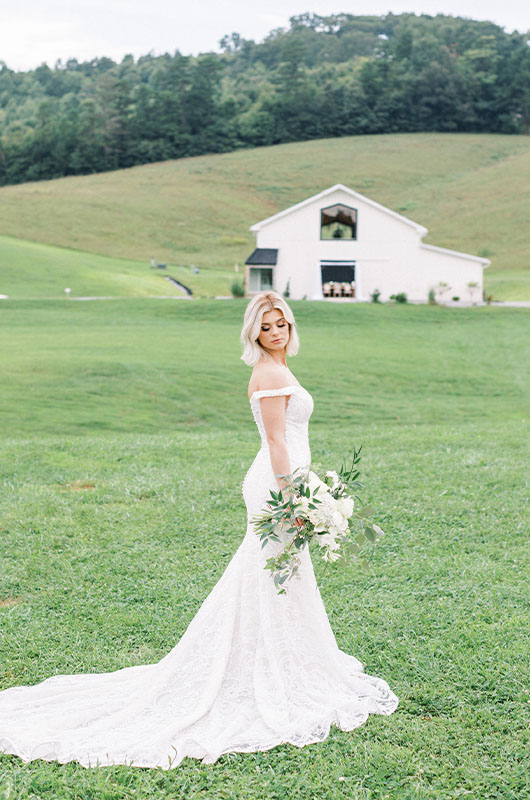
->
[[247, 361, 290, 398]]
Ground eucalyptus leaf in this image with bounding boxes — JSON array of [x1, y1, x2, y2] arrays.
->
[[359, 505, 376, 518]]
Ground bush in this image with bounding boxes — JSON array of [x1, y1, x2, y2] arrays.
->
[[390, 292, 408, 303], [434, 281, 452, 302], [370, 288, 381, 303], [428, 288, 437, 305], [231, 279, 245, 298], [452, 296, 460, 301]]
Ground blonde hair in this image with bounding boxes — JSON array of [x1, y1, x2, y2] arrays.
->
[[240, 291, 300, 367]]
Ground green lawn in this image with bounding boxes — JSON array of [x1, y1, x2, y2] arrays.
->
[[0, 235, 234, 299], [0, 300, 529, 799], [0, 132, 529, 300]]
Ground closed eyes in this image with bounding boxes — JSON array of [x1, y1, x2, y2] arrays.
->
[[261, 321, 286, 331]]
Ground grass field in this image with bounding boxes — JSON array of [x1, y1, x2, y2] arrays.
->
[[0, 236, 233, 299], [0, 133, 529, 300], [0, 300, 529, 799]]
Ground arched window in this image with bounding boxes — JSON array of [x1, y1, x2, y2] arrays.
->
[[320, 204, 357, 240]]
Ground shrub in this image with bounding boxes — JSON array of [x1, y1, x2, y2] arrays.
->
[[435, 281, 452, 302], [390, 292, 408, 303], [370, 288, 381, 303], [428, 288, 437, 305], [452, 296, 460, 301], [231, 279, 245, 298]]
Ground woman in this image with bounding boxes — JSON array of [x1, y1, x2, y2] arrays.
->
[[0, 291, 398, 769]]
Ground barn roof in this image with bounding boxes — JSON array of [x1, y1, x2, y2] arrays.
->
[[250, 184, 490, 267], [420, 242, 490, 266]]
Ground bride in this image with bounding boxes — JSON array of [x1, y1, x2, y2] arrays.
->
[[0, 290, 399, 769]]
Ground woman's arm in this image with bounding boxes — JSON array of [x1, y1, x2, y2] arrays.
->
[[259, 395, 291, 491]]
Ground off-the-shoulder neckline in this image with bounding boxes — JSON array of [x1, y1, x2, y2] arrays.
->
[[249, 384, 305, 402]]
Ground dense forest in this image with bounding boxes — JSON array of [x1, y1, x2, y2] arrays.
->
[[0, 12, 529, 186]]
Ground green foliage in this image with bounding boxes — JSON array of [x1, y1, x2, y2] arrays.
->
[[1, 132, 529, 300], [370, 288, 381, 303], [230, 278, 245, 297], [0, 299, 528, 796], [390, 292, 408, 303], [428, 288, 437, 304], [251, 457, 382, 594], [0, 14, 529, 186]]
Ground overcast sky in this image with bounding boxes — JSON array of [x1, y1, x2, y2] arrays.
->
[[2, 0, 528, 72]]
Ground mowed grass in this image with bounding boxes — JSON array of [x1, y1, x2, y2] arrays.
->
[[0, 300, 529, 799], [0, 235, 234, 299], [0, 133, 529, 299], [1, 299, 528, 437]]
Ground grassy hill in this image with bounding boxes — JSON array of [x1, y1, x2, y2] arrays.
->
[[0, 133, 529, 300], [0, 236, 233, 299]]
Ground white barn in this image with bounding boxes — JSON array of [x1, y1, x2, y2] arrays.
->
[[244, 184, 490, 302]]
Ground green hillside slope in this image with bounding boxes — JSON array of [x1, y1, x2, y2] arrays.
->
[[0, 133, 529, 300], [0, 236, 231, 298]]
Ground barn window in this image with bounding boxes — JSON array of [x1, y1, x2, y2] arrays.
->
[[320, 204, 357, 240], [248, 267, 273, 292]]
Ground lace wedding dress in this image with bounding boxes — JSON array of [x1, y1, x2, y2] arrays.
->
[[0, 384, 398, 769]]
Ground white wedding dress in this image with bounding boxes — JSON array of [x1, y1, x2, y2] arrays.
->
[[0, 384, 399, 769]]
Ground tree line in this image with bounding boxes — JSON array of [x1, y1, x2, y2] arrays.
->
[[0, 12, 528, 186]]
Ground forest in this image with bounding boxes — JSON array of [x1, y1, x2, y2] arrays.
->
[[0, 12, 529, 186]]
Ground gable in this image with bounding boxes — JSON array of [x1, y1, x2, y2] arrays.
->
[[251, 184, 428, 236]]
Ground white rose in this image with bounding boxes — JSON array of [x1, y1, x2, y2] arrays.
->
[[307, 470, 322, 487], [332, 510, 348, 531], [313, 521, 328, 533], [337, 496, 354, 518], [325, 470, 340, 489], [319, 532, 340, 549]]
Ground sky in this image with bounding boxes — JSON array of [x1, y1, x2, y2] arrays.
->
[[1, 0, 528, 72]]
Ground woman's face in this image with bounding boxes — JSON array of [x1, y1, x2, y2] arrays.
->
[[258, 308, 290, 355]]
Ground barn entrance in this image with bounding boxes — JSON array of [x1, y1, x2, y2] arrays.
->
[[321, 260, 356, 298]]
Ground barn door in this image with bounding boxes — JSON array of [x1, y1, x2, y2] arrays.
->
[[321, 260, 356, 298]]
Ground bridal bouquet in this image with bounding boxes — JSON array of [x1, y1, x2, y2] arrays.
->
[[251, 446, 385, 595]]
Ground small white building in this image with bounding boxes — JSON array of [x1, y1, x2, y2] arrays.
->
[[244, 184, 490, 302]]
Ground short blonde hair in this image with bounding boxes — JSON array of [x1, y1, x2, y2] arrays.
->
[[240, 291, 300, 367]]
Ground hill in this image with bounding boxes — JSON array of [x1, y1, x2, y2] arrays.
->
[[1, 13, 528, 187], [0, 236, 232, 299], [0, 133, 529, 300]]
